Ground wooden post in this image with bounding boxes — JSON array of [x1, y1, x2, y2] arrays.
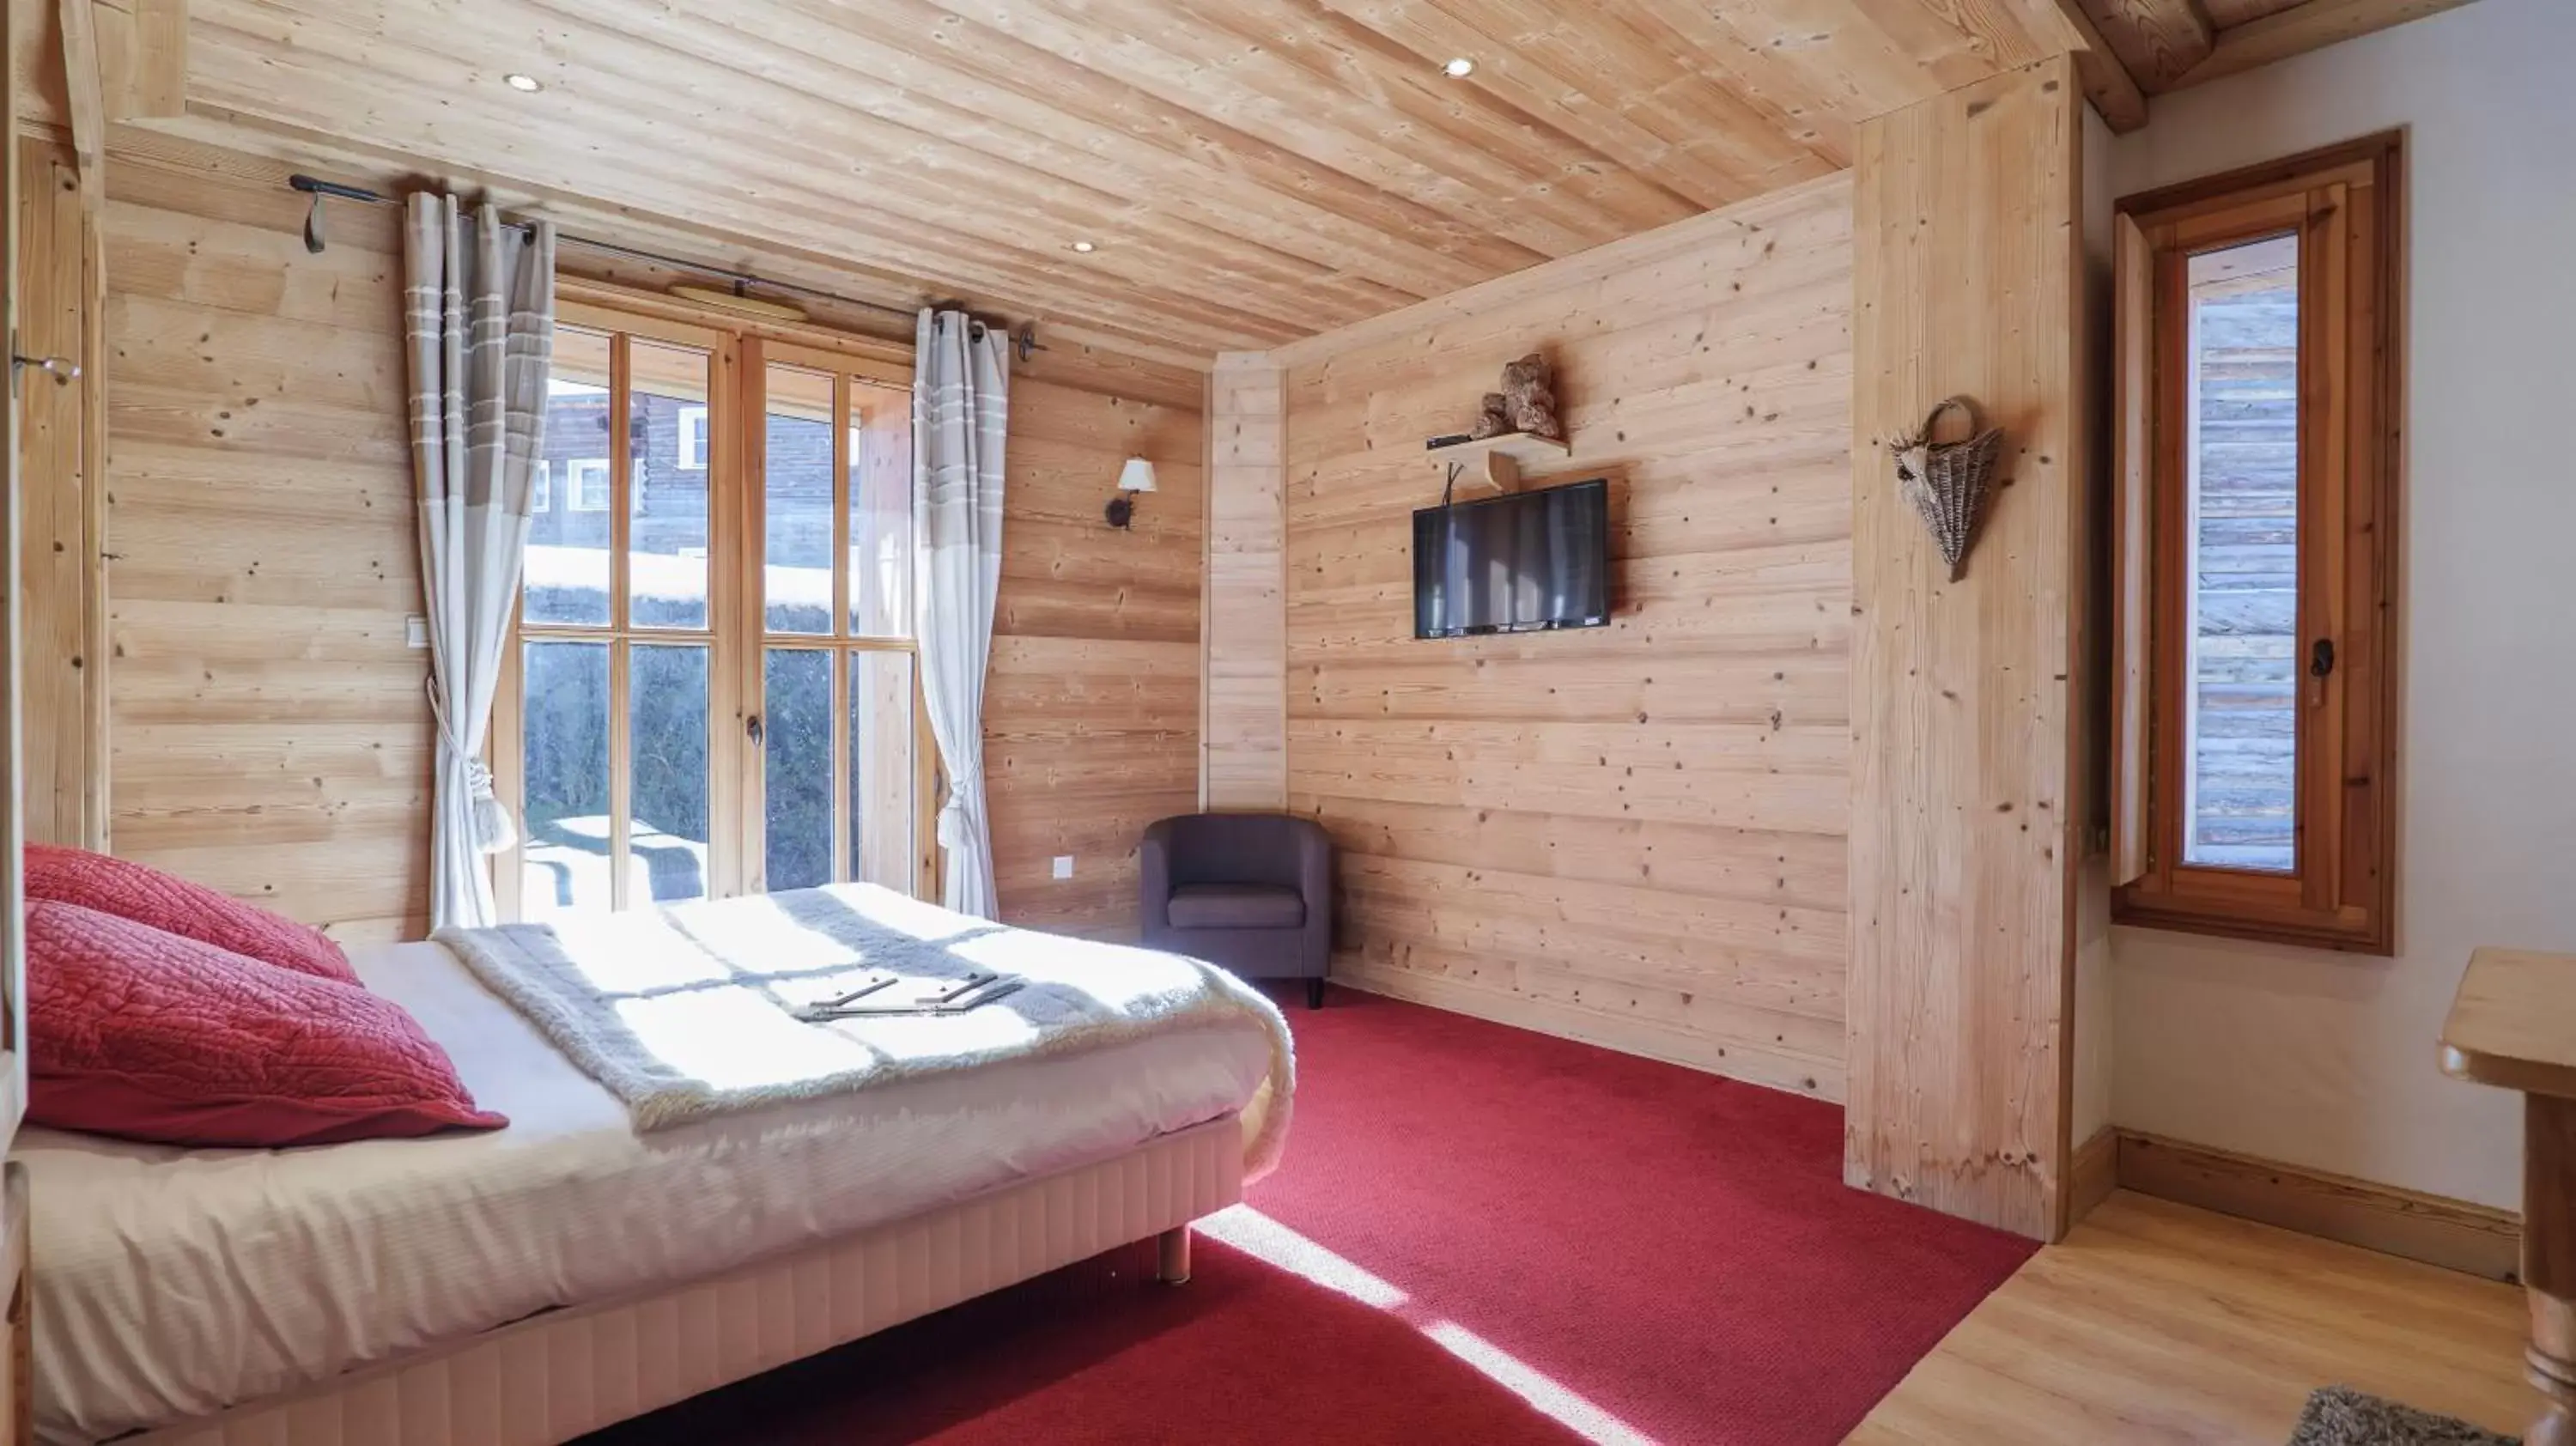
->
[[1844, 55, 2087, 1242]]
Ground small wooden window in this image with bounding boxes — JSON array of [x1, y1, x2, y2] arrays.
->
[[2110, 133, 2401, 953]]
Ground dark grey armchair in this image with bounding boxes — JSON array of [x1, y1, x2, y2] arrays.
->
[[1140, 813, 1332, 1009]]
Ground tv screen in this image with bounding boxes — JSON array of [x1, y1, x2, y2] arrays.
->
[[1413, 477, 1611, 639]]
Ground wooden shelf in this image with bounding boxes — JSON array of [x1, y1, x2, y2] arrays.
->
[[1428, 431, 1571, 492]]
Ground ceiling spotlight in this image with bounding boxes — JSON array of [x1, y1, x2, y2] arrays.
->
[[1069, 240, 1098, 253], [1442, 57, 1475, 78], [503, 73, 544, 93]]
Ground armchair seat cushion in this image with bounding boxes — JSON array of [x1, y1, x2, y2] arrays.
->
[[1167, 883, 1306, 931]]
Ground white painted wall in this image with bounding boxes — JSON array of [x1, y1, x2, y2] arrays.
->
[[2103, 0, 2576, 1210]]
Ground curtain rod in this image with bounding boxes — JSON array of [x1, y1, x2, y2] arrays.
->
[[287, 174, 1045, 361]]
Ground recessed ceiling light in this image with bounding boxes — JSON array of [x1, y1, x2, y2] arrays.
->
[[1442, 57, 1476, 78], [503, 73, 544, 93], [1069, 240, 1098, 253]]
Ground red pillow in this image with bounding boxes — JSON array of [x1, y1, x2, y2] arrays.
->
[[25, 844, 358, 986], [27, 900, 506, 1148]]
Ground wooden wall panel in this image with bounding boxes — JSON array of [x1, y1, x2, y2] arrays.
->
[[1201, 354, 1285, 811], [93, 133, 1202, 943], [1282, 174, 1855, 1099], [101, 145, 428, 941], [1844, 56, 2087, 1241], [981, 375, 1204, 939], [15, 135, 101, 849]]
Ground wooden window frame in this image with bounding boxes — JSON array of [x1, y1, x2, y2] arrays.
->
[[492, 286, 940, 920], [677, 403, 710, 471], [2109, 132, 2403, 955], [738, 337, 941, 898], [564, 455, 611, 513]]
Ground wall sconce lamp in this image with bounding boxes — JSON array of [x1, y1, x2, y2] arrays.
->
[[1106, 457, 1157, 529]]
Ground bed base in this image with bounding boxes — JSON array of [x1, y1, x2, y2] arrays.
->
[[113, 1117, 1242, 1446]]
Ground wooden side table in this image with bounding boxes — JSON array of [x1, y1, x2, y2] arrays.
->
[[2442, 948, 2576, 1446]]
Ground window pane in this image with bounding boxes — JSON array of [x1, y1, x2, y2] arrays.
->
[[764, 366, 836, 635], [529, 329, 613, 627], [850, 397, 912, 639], [629, 643, 711, 903], [520, 641, 611, 915], [631, 342, 713, 629], [2184, 234, 2299, 872], [850, 651, 916, 891], [762, 648, 835, 892]]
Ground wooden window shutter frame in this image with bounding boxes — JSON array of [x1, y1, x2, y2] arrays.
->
[[2107, 132, 2403, 955]]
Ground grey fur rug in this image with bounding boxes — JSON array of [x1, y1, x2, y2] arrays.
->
[[2289, 1387, 2517, 1446]]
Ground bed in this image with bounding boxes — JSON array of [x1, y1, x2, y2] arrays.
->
[[15, 896, 1291, 1446]]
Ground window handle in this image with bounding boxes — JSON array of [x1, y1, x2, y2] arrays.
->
[[746, 714, 763, 746], [2308, 638, 2335, 707]]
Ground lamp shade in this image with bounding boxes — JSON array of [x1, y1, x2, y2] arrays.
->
[[1116, 457, 1158, 494]]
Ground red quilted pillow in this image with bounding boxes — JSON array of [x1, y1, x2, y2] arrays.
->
[[27, 901, 506, 1148], [25, 844, 358, 986]]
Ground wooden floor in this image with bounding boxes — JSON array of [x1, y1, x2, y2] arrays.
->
[[1851, 1191, 2532, 1443]]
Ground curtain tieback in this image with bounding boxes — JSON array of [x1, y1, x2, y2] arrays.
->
[[426, 674, 519, 854], [936, 769, 986, 851]]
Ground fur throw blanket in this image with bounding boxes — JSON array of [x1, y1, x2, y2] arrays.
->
[[435, 884, 1294, 1176]]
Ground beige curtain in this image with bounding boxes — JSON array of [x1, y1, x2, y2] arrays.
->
[[404, 195, 556, 929], [912, 310, 1010, 919]]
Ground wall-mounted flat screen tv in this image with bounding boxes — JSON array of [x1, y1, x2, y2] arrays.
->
[[1413, 477, 1611, 639]]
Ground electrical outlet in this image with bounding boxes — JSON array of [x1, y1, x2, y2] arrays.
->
[[404, 616, 430, 649], [1051, 855, 1074, 880]]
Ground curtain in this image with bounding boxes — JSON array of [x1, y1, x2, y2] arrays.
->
[[913, 309, 1011, 920], [404, 195, 556, 929]]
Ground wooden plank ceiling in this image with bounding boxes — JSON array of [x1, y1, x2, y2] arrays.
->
[[119, 0, 2085, 362], [17, 0, 2483, 364]]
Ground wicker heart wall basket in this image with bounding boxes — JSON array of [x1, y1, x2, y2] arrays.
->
[[1893, 396, 2003, 582]]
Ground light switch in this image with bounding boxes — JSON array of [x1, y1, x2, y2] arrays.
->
[[1051, 855, 1074, 880], [404, 616, 430, 649]]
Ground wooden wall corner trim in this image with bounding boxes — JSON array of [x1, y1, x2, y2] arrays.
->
[[1845, 54, 2085, 1243], [1200, 354, 1286, 813], [2116, 1129, 2522, 1281], [2036, 0, 2153, 133], [2070, 1125, 2121, 1227]]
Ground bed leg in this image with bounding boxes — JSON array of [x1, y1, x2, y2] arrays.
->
[[1156, 1224, 1193, 1285]]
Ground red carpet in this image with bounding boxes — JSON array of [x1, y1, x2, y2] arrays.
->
[[584, 989, 2033, 1446]]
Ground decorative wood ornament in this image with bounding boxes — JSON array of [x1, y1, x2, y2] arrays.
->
[[1501, 354, 1564, 440], [1893, 396, 2003, 581]]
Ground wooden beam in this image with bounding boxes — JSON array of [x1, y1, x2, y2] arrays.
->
[[2173, 0, 2480, 89], [53, 0, 103, 210], [2077, 0, 2216, 89], [2045, 0, 2154, 131]]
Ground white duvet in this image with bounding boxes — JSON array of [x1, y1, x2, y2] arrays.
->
[[17, 933, 1280, 1445]]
